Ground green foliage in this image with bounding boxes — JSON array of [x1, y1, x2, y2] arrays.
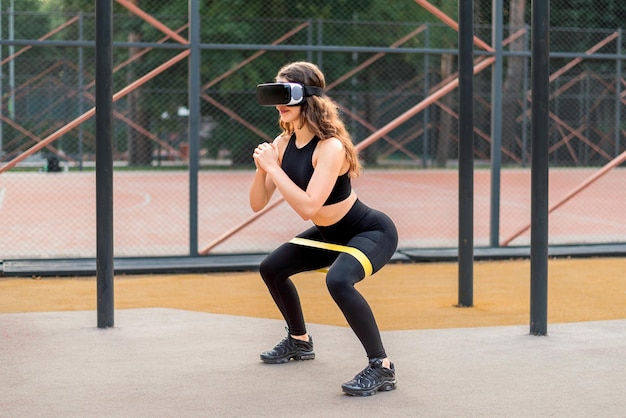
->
[[7, 0, 625, 167], [204, 0, 372, 20], [551, 0, 626, 29]]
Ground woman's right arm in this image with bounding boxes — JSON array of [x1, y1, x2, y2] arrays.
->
[[249, 136, 283, 212], [249, 166, 276, 212]]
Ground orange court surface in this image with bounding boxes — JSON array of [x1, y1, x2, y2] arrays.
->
[[2, 257, 626, 330]]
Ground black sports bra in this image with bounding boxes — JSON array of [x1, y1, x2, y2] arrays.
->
[[281, 135, 352, 206]]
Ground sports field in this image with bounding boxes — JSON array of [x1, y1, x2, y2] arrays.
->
[[1, 168, 625, 258]]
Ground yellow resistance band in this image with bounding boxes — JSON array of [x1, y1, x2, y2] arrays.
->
[[289, 237, 373, 277]]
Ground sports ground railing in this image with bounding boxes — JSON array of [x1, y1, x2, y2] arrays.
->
[[0, 0, 625, 261]]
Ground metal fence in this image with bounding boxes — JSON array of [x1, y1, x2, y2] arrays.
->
[[0, 1, 625, 260]]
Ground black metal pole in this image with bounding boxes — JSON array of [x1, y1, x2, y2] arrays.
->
[[457, 0, 474, 307], [490, 0, 503, 247], [530, 0, 550, 336], [96, 0, 114, 328], [188, 0, 200, 255]]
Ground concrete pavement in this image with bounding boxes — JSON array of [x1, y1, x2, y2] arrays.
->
[[2, 308, 625, 417]]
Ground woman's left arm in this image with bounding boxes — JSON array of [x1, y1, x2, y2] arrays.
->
[[258, 138, 344, 220]]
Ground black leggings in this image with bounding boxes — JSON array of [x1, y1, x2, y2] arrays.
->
[[259, 199, 398, 360]]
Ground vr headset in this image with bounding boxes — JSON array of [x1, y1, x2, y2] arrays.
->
[[256, 82, 323, 106]]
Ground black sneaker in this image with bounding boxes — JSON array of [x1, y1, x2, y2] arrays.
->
[[341, 358, 397, 396], [260, 332, 315, 364]]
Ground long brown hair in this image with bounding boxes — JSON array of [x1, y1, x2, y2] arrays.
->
[[276, 61, 361, 178]]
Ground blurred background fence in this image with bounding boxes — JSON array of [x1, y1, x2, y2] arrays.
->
[[0, 0, 625, 260]]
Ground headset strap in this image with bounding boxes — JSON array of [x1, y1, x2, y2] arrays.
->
[[303, 86, 324, 97]]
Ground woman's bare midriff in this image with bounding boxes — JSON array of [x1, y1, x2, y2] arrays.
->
[[310, 191, 357, 227]]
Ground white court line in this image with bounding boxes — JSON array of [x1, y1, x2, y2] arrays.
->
[[0, 187, 4, 209], [117, 191, 152, 214]]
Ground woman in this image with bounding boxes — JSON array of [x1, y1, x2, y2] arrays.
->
[[249, 61, 398, 396]]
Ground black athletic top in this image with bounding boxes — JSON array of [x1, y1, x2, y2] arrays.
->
[[281, 135, 352, 206]]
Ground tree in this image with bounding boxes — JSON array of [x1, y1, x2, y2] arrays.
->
[[125, 0, 152, 166], [433, 1, 457, 167], [551, 0, 626, 30], [19, 0, 624, 168], [501, 0, 528, 164]]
